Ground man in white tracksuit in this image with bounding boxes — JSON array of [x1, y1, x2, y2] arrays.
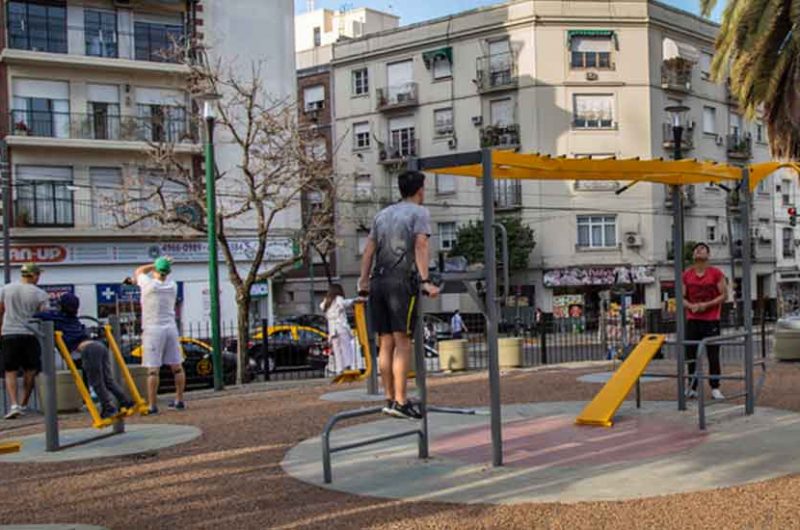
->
[[134, 257, 185, 414]]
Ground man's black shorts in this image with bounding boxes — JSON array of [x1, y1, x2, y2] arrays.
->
[[1, 334, 42, 373], [369, 274, 418, 336]]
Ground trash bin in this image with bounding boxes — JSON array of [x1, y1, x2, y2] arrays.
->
[[499, 337, 523, 368], [439, 339, 468, 371]]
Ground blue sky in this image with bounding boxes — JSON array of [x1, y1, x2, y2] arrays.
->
[[297, 0, 723, 24]]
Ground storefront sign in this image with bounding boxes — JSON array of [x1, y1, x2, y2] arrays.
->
[[3, 238, 294, 266], [40, 284, 75, 310], [544, 266, 655, 287], [96, 282, 185, 304], [250, 282, 270, 298]]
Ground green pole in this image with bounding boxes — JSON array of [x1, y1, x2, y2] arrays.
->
[[205, 114, 224, 391]]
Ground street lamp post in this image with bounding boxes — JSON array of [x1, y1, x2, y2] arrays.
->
[[203, 97, 224, 391], [665, 104, 689, 409]]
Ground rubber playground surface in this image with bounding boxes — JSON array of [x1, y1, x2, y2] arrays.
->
[[2, 359, 800, 529]]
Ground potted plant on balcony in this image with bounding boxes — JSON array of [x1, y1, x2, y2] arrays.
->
[[13, 120, 29, 136], [15, 208, 30, 227]]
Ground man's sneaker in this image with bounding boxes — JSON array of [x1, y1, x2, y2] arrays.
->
[[685, 388, 697, 399], [4, 405, 23, 420], [711, 388, 725, 400], [168, 400, 186, 410], [119, 400, 135, 411], [390, 401, 423, 420], [100, 407, 118, 419], [381, 400, 395, 416], [147, 405, 159, 415]]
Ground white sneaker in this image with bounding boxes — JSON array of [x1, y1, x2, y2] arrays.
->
[[685, 388, 697, 399], [711, 388, 725, 400], [4, 404, 23, 420]]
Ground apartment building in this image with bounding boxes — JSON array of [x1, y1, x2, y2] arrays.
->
[[330, 0, 778, 322], [1, 0, 297, 328]]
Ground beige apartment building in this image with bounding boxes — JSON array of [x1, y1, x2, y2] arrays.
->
[[329, 0, 788, 323], [1, 0, 297, 327]]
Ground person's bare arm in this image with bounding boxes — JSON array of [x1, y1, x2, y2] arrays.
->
[[134, 263, 155, 280], [357, 239, 376, 294], [415, 234, 440, 298], [0, 301, 5, 336]]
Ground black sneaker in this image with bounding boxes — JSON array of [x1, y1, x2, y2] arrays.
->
[[100, 406, 118, 419], [381, 400, 395, 415], [168, 400, 186, 410], [390, 401, 423, 420], [147, 405, 159, 415]]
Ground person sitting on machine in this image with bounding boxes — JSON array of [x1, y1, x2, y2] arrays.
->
[[35, 293, 133, 419]]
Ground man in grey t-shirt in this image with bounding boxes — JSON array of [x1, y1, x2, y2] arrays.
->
[[1, 263, 49, 419], [358, 170, 440, 420]]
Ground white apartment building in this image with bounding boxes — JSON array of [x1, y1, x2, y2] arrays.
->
[[331, 0, 784, 323], [1, 0, 297, 330]]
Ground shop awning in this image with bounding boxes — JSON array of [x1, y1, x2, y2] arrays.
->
[[567, 29, 617, 48], [662, 37, 700, 63], [422, 46, 453, 65]]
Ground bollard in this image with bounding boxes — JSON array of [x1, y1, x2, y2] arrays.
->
[[261, 319, 270, 382], [38, 320, 60, 452]]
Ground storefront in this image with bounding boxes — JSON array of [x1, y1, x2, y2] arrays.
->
[[4, 238, 294, 332]]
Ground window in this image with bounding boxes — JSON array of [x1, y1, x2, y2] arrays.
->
[[570, 36, 613, 69], [490, 98, 514, 126], [8, 1, 67, 53], [352, 68, 369, 96], [730, 113, 742, 136], [353, 122, 370, 150], [303, 85, 325, 112], [12, 79, 70, 139], [573, 95, 614, 129], [388, 116, 416, 157], [87, 84, 121, 140], [577, 215, 617, 248], [757, 175, 770, 195], [783, 227, 795, 258], [15, 166, 73, 227], [137, 104, 187, 142], [700, 52, 713, 80], [357, 230, 369, 255], [355, 174, 372, 201], [702, 106, 717, 135], [313, 27, 321, 47], [436, 174, 457, 194], [85, 9, 118, 58], [756, 123, 764, 143], [434, 108, 454, 137], [90, 167, 122, 228], [134, 20, 184, 63], [439, 222, 457, 251], [706, 218, 718, 242], [433, 55, 452, 79], [782, 179, 793, 206]]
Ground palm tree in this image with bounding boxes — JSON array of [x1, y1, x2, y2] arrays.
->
[[701, 0, 799, 159]]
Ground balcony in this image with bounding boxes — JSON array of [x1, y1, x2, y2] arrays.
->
[[7, 111, 200, 152], [494, 180, 522, 210], [727, 133, 752, 160], [376, 83, 419, 112], [662, 122, 694, 152], [378, 139, 418, 165], [661, 57, 693, 93], [480, 124, 521, 149], [476, 52, 518, 93], [664, 184, 696, 209]]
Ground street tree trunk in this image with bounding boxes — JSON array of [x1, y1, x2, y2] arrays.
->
[[235, 289, 252, 385]]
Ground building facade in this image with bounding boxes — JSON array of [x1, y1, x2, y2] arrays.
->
[[0, 0, 297, 331], [330, 0, 782, 324]]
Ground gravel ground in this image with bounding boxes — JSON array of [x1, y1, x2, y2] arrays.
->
[[1, 359, 799, 530]]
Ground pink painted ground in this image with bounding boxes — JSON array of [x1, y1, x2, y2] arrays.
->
[[431, 413, 708, 468]]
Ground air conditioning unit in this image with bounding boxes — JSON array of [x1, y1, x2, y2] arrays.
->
[[624, 232, 643, 248], [715, 135, 724, 146], [471, 116, 483, 126], [448, 137, 458, 149]]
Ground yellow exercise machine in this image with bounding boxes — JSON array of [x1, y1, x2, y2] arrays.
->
[[0, 440, 21, 454], [54, 325, 148, 429]]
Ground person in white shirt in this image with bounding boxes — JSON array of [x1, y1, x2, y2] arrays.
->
[[451, 310, 468, 340], [320, 284, 357, 374], [133, 257, 184, 414]]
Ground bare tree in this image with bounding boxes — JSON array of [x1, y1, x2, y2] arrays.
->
[[112, 51, 336, 384]]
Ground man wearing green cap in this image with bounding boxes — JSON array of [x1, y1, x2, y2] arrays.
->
[[1, 263, 49, 419], [134, 256, 184, 414]]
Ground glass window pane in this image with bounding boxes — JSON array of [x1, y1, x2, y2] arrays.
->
[[604, 224, 616, 246], [591, 225, 602, 246], [578, 225, 589, 246]]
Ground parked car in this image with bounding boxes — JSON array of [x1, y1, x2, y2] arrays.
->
[[225, 324, 330, 376], [276, 314, 328, 332], [774, 314, 800, 360], [127, 337, 239, 391]]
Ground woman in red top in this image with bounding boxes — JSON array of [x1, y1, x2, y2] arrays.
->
[[682, 242, 728, 400]]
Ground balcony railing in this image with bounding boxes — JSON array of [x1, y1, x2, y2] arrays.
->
[[8, 111, 198, 144], [480, 124, 521, 149], [664, 184, 696, 209], [661, 58, 693, 92], [476, 52, 518, 92], [662, 122, 694, 151], [727, 133, 752, 160], [378, 139, 419, 164], [494, 179, 522, 210], [376, 83, 419, 112]]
